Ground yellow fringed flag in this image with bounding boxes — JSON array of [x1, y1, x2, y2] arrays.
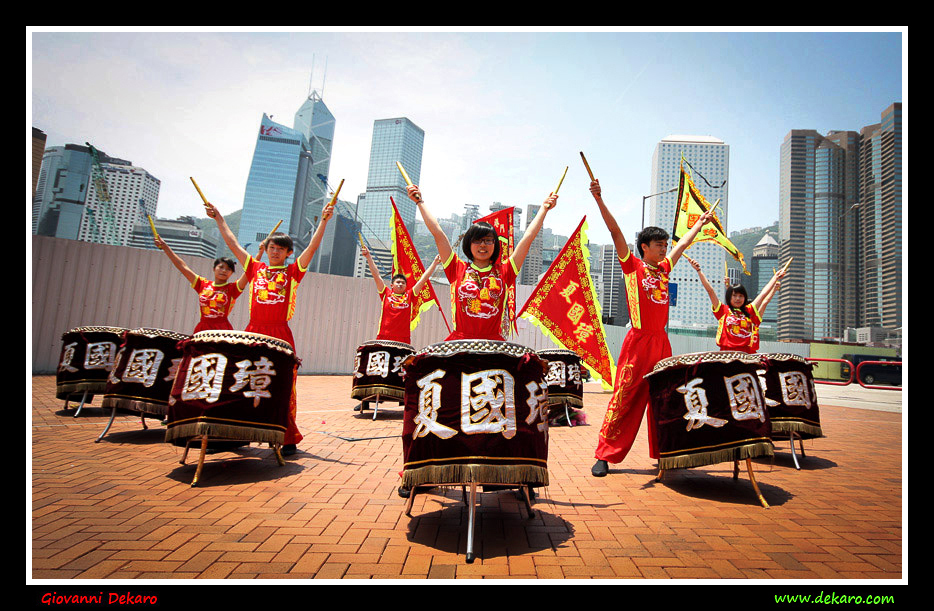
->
[[389, 197, 450, 334], [518, 217, 615, 389], [672, 159, 749, 274]]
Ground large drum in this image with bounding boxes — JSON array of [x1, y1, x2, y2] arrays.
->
[[165, 330, 298, 447], [401, 340, 550, 489], [539, 349, 584, 408], [758, 353, 823, 439], [56, 326, 127, 400], [102, 328, 191, 418], [645, 351, 774, 471], [351, 339, 415, 402]]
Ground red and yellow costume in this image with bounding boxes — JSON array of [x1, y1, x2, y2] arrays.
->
[[713, 302, 762, 354], [191, 276, 243, 333], [595, 253, 673, 464], [243, 255, 306, 445], [442, 253, 517, 341], [376, 287, 414, 344]]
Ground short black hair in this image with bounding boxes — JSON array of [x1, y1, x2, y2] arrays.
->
[[636, 226, 669, 259], [391, 273, 408, 284], [725, 284, 750, 308], [213, 257, 236, 273], [462, 222, 501, 262], [266, 232, 293, 252]]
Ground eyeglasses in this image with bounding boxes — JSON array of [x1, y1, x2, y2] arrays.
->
[[472, 238, 496, 246]]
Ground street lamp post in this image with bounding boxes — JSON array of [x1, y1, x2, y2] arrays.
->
[[641, 186, 679, 229]]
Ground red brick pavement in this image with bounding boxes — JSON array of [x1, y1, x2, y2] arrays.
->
[[30, 374, 903, 580]]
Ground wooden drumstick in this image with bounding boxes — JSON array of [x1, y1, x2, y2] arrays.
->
[[580, 152, 596, 182], [396, 162, 420, 201], [190, 177, 210, 212], [147, 215, 160, 241], [552, 166, 569, 196]]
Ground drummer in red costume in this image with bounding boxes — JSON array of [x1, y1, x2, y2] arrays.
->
[[154, 236, 245, 333], [206, 200, 334, 456], [361, 245, 442, 345], [685, 255, 785, 354], [588, 179, 715, 477], [406, 184, 557, 341]]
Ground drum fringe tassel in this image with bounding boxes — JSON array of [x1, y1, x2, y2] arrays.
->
[[547, 396, 584, 408], [658, 442, 774, 470], [350, 387, 405, 401], [770, 421, 824, 438], [165, 423, 284, 446], [56, 382, 103, 398], [402, 465, 549, 488], [101, 397, 168, 416]]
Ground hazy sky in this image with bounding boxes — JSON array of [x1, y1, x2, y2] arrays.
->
[[29, 28, 905, 245]]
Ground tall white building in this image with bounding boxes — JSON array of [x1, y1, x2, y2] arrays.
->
[[649, 135, 730, 329], [78, 161, 161, 247]]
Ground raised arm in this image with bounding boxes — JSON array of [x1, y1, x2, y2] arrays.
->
[[297, 201, 334, 270], [511, 193, 557, 270], [753, 268, 786, 313], [589, 180, 630, 260], [685, 256, 719, 308], [360, 244, 386, 294], [669, 207, 715, 267], [412, 254, 442, 296], [155, 236, 197, 285], [408, 185, 453, 265], [205, 202, 250, 267]]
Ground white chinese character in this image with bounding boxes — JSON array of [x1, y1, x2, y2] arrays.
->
[[181, 353, 228, 403], [392, 355, 407, 379], [755, 369, 781, 408], [164, 358, 182, 383], [461, 369, 516, 439], [413, 369, 457, 439], [365, 350, 390, 378], [59, 342, 79, 373], [724, 373, 766, 422], [779, 371, 813, 408], [108, 348, 126, 384], [85, 341, 117, 370], [230, 356, 277, 407], [545, 360, 566, 386], [524, 381, 549, 439], [122, 349, 165, 387], [567, 363, 582, 385], [353, 352, 362, 378], [678, 378, 728, 431]]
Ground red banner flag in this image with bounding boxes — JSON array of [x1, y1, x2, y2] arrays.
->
[[474, 207, 517, 339], [518, 217, 615, 388], [389, 197, 450, 333]]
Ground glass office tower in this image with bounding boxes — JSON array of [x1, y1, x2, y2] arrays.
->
[[357, 118, 425, 249]]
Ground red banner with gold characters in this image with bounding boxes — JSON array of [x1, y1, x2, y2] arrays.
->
[[518, 217, 615, 388], [390, 197, 449, 333], [474, 207, 517, 339]]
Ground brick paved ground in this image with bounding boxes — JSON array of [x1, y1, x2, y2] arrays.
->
[[30, 374, 903, 581]]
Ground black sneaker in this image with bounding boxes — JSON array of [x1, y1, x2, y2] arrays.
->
[[281, 444, 297, 456], [591, 459, 609, 477]]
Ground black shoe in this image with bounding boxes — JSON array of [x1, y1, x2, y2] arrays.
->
[[281, 444, 297, 456], [591, 459, 609, 477], [397, 485, 411, 499]]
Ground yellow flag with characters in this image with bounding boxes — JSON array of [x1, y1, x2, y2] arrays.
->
[[672, 160, 749, 274]]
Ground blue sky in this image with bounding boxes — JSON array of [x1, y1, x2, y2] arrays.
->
[[29, 28, 905, 246]]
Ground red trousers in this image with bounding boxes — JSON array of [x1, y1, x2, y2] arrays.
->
[[595, 329, 671, 464]]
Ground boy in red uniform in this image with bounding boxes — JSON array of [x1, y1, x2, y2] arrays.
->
[[588, 179, 715, 477], [154, 236, 245, 333], [685, 255, 785, 354], [360, 246, 441, 345], [206, 200, 334, 456], [406, 184, 557, 340]]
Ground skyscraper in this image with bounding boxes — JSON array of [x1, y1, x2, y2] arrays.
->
[[293, 90, 336, 250], [33, 145, 93, 239], [238, 114, 317, 257], [78, 159, 161, 247], [356, 118, 425, 250], [649, 135, 730, 329], [778, 103, 901, 341]]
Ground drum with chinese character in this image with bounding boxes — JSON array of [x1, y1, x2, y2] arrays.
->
[[351, 339, 415, 403], [538, 349, 584, 408], [758, 353, 823, 440], [164, 330, 299, 447], [645, 351, 774, 471], [401, 340, 550, 489], [101, 328, 191, 417], [56, 326, 128, 401]]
